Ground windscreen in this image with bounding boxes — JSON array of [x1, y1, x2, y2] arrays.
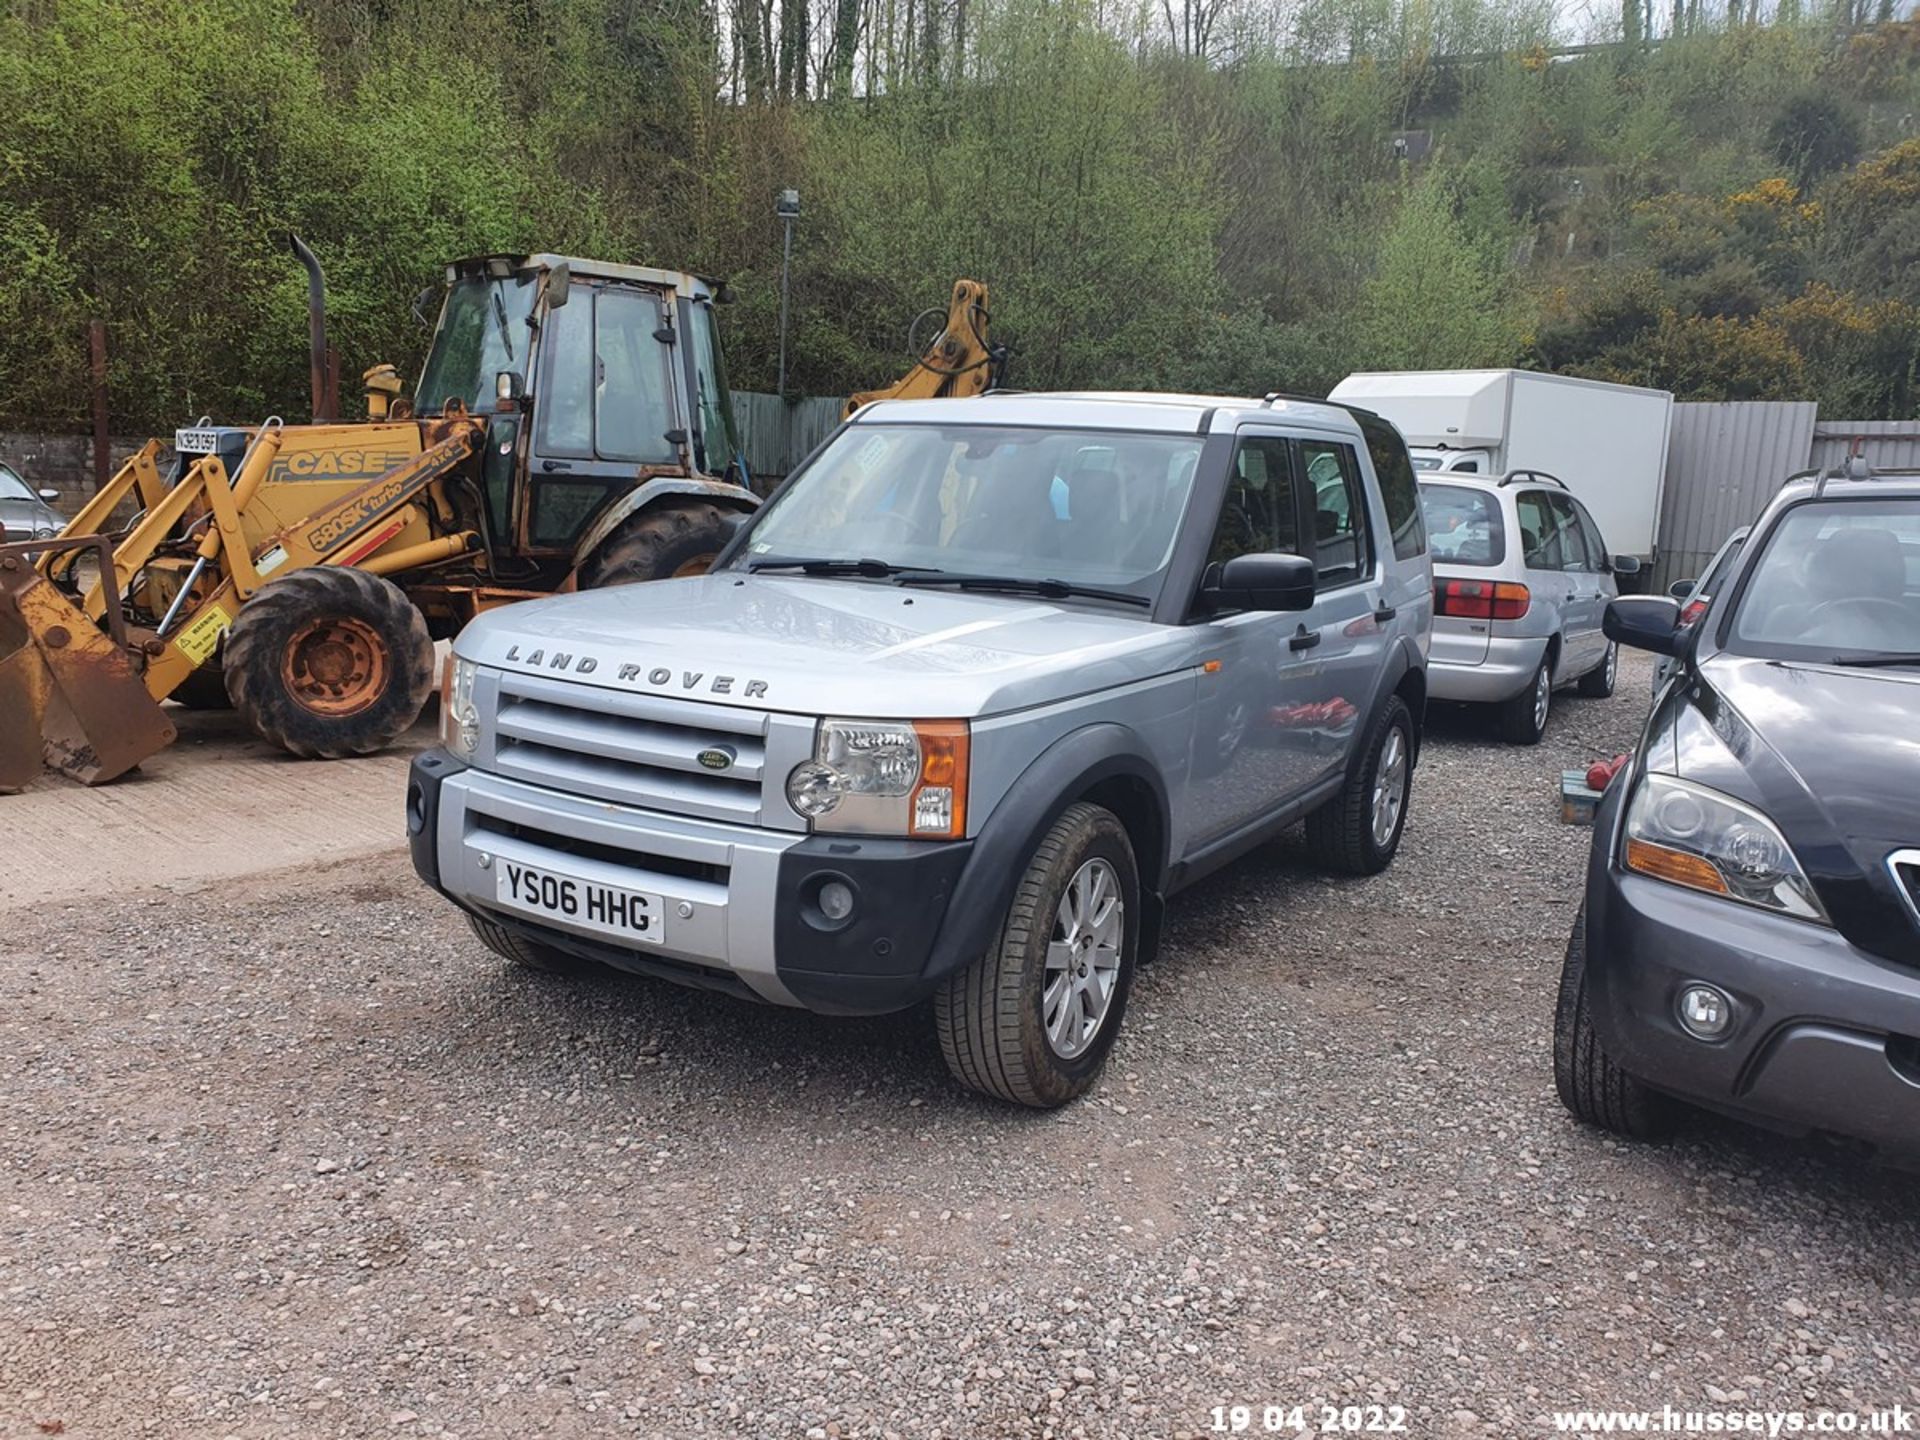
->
[[415, 274, 538, 416], [738, 424, 1205, 598], [1421, 483, 1505, 566], [1728, 499, 1920, 661], [0, 468, 32, 501]]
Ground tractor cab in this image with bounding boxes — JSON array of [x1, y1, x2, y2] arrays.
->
[[410, 255, 748, 563]]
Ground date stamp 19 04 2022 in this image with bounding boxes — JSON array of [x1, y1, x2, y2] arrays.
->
[[1209, 1404, 1410, 1433]]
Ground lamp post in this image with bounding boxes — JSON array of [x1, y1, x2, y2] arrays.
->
[[775, 189, 801, 399]]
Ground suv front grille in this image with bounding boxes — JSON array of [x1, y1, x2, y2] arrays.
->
[[488, 670, 767, 825]]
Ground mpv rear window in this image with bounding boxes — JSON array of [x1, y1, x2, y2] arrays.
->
[[1420, 483, 1504, 567]]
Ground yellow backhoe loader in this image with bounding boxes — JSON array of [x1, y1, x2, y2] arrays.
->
[[0, 239, 759, 792], [843, 279, 1006, 417]]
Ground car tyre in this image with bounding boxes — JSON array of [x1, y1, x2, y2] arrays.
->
[[467, 912, 600, 976], [934, 802, 1138, 1109], [1499, 652, 1553, 745], [1553, 905, 1674, 1139], [1577, 641, 1618, 699], [1304, 694, 1415, 876]]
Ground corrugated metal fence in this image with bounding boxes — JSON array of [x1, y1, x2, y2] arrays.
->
[[733, 392, 845, 485], [1655, 406, 1920, 591]]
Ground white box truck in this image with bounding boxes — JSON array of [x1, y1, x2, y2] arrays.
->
[[1327, 370, 1674, 566]]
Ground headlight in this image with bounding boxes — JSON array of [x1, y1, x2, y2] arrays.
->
[[786, 719, 969, 839], [441, 655, 480, 759], [1623, 773, 1826, 923]]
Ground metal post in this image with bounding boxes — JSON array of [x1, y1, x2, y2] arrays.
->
[[88, 319, 110, 492], [775, 189, 801, 400]]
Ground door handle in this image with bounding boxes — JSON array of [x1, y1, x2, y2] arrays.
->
[[1289, 626, 1322, 652], [1372, 602, 1397, 623], [541, 460, 573, 474]]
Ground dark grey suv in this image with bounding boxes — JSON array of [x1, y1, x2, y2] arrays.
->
[[1556, 464, 1920, 1160]]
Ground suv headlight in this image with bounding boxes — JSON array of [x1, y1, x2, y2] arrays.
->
[[786, 719, 969, 839], [1623, 773, 1827, 923], [441, 654, 480, 760]]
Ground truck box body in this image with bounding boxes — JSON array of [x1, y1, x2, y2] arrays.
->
[[1328, 370, 1673, 563]]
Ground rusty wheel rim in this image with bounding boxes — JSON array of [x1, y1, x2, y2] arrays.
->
[[672, 552, 718, 578], [282, 616, 388, 717]]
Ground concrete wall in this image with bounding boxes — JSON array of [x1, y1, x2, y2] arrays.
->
[[0, 431, 171, 519]]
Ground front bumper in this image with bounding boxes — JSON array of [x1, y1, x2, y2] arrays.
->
[[1427, 632, 1547, 704], [1587, 845, 1920, 1157], [406, 750, 973, 1015]]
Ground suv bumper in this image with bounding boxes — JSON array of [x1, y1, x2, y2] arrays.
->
[[406, 751, 972, 1015], [1586, 847, 1920, 1158], [1428, 632, 1546, 704]]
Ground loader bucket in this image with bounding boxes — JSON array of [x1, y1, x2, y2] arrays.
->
[[0, 541, 176, 792]]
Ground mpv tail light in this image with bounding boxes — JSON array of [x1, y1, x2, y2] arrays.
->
[[1435, 579, 1530, 621], [1678, 595, 1711, 626]]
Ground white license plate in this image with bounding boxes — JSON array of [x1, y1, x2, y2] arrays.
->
[[175, 427, 221, 454], [495, 860, 665, 945]]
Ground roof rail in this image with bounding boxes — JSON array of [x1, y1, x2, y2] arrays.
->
[[1262, 391, 1381, 420], [1497, 469, 1567, 489], [1813, 438, 1874, 497]]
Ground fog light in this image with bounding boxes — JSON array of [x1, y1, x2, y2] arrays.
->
[[1677, 984, 1732, 1040], [818, 880, 855, 922]]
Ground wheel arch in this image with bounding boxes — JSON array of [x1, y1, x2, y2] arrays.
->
[[570, 477, 760, 573], [921, 723, 1171, 986]]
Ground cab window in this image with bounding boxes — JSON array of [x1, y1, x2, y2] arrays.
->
[[536, 285, 678, 466]]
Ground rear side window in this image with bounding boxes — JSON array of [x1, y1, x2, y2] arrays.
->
[[1301, 439, 1371, 587], [1359, 415, 1426, 561], [1421, 483, 1504, 566], [1516, 491, 1568, 570]]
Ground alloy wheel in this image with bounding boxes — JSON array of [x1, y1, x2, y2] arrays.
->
[[1042, 858, 1125, 1060], [1370, 725, 1409, 849]]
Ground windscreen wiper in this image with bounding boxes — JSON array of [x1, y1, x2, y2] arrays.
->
[[895, 573, 1152, 609], [745, 556, 939, 578], [490, 281, 516, 363], [1829, 650, 1920, 668]]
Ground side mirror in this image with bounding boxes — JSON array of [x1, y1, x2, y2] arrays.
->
[[541, 263, 572, 311], [37, 488, 60, 503], [1604, 596, 1683, 656], [1611, 554, 1642, 576], [1205, 553, 1316, 612], [411, 286, 438, 329], [1668, 578, 1696, 599]]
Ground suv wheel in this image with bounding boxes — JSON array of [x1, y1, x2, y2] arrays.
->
[[1500, 653, 1553, 745], [1553, 905, 1673, 1139], [934, 802, 1138, 1108], [1304, 694, 1415, 876], [1577, 641, 1618, 699], [467, 913, 600, 977]]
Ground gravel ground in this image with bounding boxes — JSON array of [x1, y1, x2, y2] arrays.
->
[[4, 649, 1917, 1440]]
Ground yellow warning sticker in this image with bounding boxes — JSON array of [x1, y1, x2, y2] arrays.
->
[[175, 605, 232, 665]]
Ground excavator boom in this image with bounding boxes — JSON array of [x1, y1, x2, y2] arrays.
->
[[844, 280, 1003, 418]]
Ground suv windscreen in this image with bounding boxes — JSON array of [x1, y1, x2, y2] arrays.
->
[[736, 423, 1204, 600], [416, 274, 538, 416], [1421, 483, 1504, 566], [1727, 498, 1920, 661], [0, 467, 33, 501]]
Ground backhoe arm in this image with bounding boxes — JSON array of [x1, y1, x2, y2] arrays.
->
[[844, 280, 1001, 419]]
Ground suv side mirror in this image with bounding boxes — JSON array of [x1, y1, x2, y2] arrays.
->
[[1610, 554, 1642, 576], [541, 263, 572, 311], [1668, 577, 1696, 599], [1604, 596, 1683, 656], [37, 488, 60, 503], [1205, 553, 1316, 612]]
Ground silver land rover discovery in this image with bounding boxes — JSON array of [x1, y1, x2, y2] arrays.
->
[[408, 392, 1433, 1106]]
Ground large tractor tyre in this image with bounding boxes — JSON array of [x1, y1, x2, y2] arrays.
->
[[580, 502, 737, 588], [467, 913, 601, 977], [170, 662, 233, 711], [223, 566, 435, 760], [934, 803, 1140, 1109]]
